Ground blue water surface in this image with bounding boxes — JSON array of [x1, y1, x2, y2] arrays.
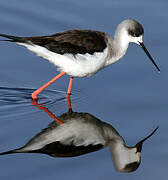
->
[[0, 0, 167, 179]]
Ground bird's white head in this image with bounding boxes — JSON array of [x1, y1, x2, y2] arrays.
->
[[122, 19, 144, 44], [110, 126, 158, 173], [114, 19, 160, 72], [114, 19, 144, 45]]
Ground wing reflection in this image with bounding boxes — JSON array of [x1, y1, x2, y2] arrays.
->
[[0, 98, 158, 173]]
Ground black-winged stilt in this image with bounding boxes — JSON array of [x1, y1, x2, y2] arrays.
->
[[0, 19, 160, 99]]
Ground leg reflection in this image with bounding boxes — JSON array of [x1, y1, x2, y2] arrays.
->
[[66, 95, 73, 113], [32, 99, 64, 124]]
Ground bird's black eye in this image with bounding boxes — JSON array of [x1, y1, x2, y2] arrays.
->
[[128, 30, 137, 37]]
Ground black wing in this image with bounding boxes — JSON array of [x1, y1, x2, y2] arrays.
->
[[0, 30, 108, 55], [0, 141, 104, 157], [32, 141, 104, 157], [24, 30, 107, 55]]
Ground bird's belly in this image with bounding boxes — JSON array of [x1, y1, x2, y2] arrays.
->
[[54, 55, 105, 77], [19, 43, 108, 77], [51, 49, 109, 77]]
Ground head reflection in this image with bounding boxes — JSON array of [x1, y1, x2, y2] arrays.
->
[[0, 98, 158, 173]]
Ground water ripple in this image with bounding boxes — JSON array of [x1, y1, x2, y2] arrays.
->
[[0, 86, 82, 115]]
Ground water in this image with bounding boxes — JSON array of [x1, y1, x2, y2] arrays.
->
[[0, 0, 167, 179]]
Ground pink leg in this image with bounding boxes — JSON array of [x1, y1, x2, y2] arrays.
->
[[66, 77, 73, 98], [32, 71, 66, 100]]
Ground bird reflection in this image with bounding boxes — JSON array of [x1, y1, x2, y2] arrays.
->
[[0, 98, 158, 173]]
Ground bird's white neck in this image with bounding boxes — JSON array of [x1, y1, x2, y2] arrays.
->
[[105, 30, 129, 66]]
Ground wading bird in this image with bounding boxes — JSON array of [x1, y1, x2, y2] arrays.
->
[[0, 19, 160, 99]]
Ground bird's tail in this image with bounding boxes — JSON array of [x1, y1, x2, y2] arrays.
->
[[0, 146, 28, 156], [0, 148, 21, 156], [0, 33, 25, 43]]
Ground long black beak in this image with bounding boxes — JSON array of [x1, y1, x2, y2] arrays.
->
[[136, 126, 159, 152], [139, 42, 160, 72]]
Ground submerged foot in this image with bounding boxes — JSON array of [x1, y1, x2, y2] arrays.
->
[[31, 92, 38, 100]]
